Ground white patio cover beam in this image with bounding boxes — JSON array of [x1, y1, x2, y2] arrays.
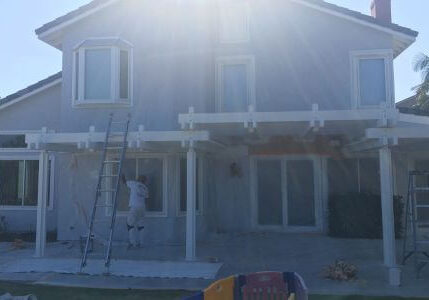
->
[[179, 107, 398, 129], [35, 150, 49, 257], [185, 146, 197, 261], [379, 146, 400, 286], [25, 130, 210, 149], [366, 126, 429, 139]]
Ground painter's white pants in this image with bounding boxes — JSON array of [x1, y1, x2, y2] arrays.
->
[[127, 206, 145, 246]]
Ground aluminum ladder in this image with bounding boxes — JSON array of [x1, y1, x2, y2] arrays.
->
[[402, 170, 429, 277], [80, 113, 131, 273]]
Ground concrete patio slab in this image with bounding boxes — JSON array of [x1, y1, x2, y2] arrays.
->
[[0, 258, 222, 279], [0, 233, 428, 298]]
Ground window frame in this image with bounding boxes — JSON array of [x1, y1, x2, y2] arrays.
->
[[105, 154, 168, 218], [72, 38, 133, 108], [215, 55, 256, 113], [0, 151, 55, 211], [218, 1, 250, 44], [176, 155, 205, 217], [350, 49, 394, 109]]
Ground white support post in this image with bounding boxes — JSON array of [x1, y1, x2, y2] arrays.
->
[[35, 150, 49, 257], [379, 146, 400, 285], [185, 146, 197, 261]]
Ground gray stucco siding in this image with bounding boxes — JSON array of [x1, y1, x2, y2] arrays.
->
[[0, 84, 61, 132], [57, 0, 395, 132]]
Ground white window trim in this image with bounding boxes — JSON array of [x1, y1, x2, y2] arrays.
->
[[72, 38, 133, 108], [350, 49, 394, 109], [215, 55, 256, 113], [0, 153, 55, 211], [105, 154, 168, 218], [218, 1, 250, 44], [250, 155, 323, 233], [176, 155, 204, 217]]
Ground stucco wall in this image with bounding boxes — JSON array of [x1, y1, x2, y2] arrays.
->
[[58, 0, 394, 132], [55, 153, 208, 243], [0, 83, 61, 131]]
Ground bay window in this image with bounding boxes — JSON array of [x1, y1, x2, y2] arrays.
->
[[73, 38, 132, 106]]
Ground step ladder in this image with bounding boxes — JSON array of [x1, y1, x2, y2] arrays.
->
[[80, 113, 131, 273], [402, 170, 429, 277]]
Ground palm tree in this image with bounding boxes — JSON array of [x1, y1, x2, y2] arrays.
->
[[413, 53, 429, 110]]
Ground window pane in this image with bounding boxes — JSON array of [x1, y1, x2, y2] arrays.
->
[[328, 159, 359, 196], [222, 64, 248, 112], [180, 158, 200, 212], [257, 160, 282, 226], [84, 48, 111, 100], [359, 158, 380, 194], [119, 50, 129, 99], [138, 158, 163, 212], [0, 135, 26, 148], [74, 52, 79, 100], [0, 160, 24, 206], [359, 58, 386, 106], [287, 160, 315, 226], [23, 160, 39, 206], [219, 4, 248, 42]]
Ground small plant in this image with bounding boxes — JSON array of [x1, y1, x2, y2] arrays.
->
[[323, 260, 358, 281]]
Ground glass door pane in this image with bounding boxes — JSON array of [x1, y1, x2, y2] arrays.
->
[[287, 160, 315, 226], [257, 160, 283, 226]]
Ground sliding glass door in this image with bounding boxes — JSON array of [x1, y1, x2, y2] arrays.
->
[[253, 156, 321, 231]]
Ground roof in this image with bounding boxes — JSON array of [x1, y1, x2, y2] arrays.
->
[[35, 0, 114, 36], [35, 0, 418, 38], [396, 95, 429, 117], [0, 72, 62, 107]]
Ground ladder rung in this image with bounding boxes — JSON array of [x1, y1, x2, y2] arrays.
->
[[416, 240, 429, 244], [93, 219, 110, 223], [412, 187, 429, 191], [111, 121, 128, 124], [106, 147, 123, 150], [103, 160, 120, 164], [96, 205, 113, 208], [98, 189, 116, 193], [100, 174, 119, 177], [416, 205, 429, 208]]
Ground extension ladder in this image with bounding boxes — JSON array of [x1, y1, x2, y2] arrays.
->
[[402, 170, 429, 277], [80, 113, 130, 272]]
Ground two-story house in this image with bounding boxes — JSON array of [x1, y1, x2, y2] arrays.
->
[[1, 0, 427, 285]]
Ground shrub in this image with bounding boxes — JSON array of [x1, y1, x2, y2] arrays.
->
[[323, 260, 358, 281], [328, 193, 403, 239]]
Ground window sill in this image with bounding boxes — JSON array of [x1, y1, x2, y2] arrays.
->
[[0, 205, 53, 211], [72, 100, 132, 109], [177, 211, 203, 217]]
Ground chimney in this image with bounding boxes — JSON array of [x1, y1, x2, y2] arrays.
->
[[371, 0, 391, 23]]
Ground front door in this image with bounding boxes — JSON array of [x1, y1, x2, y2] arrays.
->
[[253, 156, 321, 231]]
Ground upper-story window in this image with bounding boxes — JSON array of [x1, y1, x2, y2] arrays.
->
[[216, 55, 255, 112], [218, 2, 250, 43], [72, 38, 133, 107], [351, 50, 393, 109]]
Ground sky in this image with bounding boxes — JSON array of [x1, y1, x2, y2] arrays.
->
[[0, 0, 427, 102]]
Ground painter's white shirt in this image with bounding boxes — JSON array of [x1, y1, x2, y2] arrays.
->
[[126, 181, 148, 208]]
